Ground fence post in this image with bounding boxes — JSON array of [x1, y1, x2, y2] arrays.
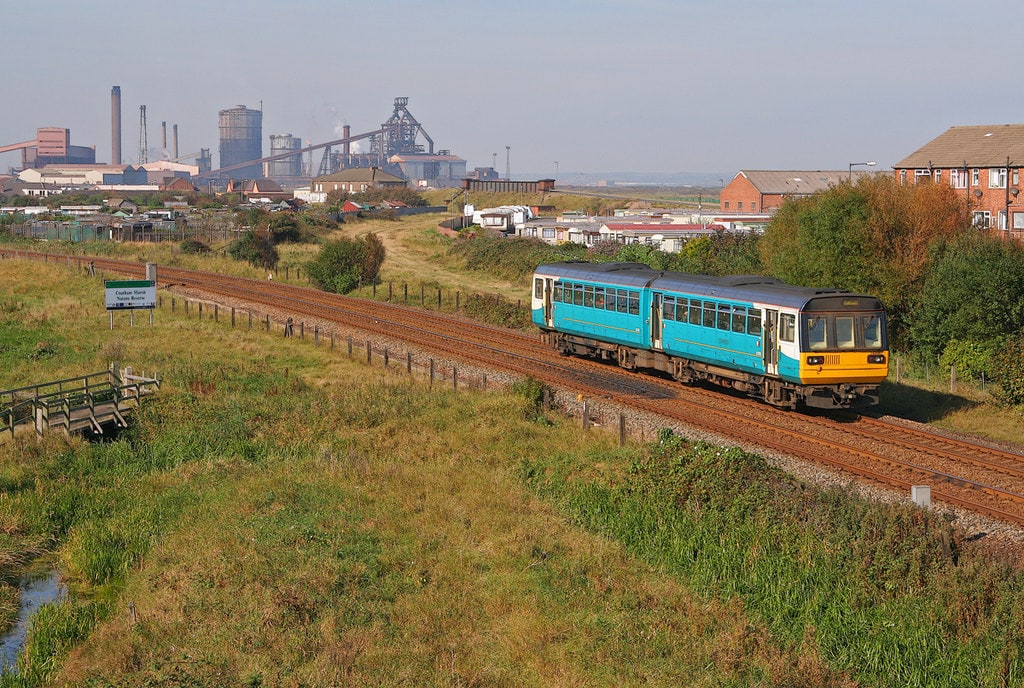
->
[[389, 282, 393, 302], [456, 291, 460, 309], [384, 347, 389, 367], [437, 287, 441, 307], [453, 367, 458, 391], [429, 359, 435, 386], [248, 311, 252, 330], [583, 400, 591, 430], [404, 283, 408, 303], [214, 304, 218, 323], [366, 340, 372, 364], [199, 302, 203, 319], [265, 315, 270, 331], [619, 413, 626, 446], [314, 326, 319, 346], [407, 351, 412, 374], [300, 322, 305, 339], [348, 336, 353, 357], [420, 284, 425, 307], [231, 307, 235, 327]]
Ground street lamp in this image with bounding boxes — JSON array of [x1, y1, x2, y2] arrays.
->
[[848, 161, 876, 180]]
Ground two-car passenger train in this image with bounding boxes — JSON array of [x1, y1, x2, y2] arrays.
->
[[531, 262, 889, 409]]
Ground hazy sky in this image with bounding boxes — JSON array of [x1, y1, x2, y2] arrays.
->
[[3, 0, 1022, 180]]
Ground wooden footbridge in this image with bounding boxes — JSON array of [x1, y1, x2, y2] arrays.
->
[[1, 366, 160, 439]]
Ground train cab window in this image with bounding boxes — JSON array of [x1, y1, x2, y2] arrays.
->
[[779, 313, 796, 342], [747, 309, 762, 336], [862, 314, 883, 349], [731, 305, 747, 333], [553, 283, 563, 302], [573, 284, 584, 306], [836, 316, 856, 349], [595, 287, 606, 308], [717, 304, 731, 330], [628, 291, 640, 315], [807, 316, 828, 350], [702, 301, 716, 328], [534, 278, 544, 300], [583, 286, 594, 308], [689, 301, 702, 325]]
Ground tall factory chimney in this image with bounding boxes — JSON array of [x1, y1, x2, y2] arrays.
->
[[173, 124, 179, 160], [161, 121, 167, 152], [343, 125, 350, 156], [111, 86, 122, 165]]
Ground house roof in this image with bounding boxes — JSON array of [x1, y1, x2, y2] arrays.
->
[[736, 170, 866, 194], [895, 124, 1024, 169], [313, 167, 406, 184]]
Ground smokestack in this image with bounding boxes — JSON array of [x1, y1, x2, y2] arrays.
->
[[173, 124, 179, 160], [343, 124, 350, 156], [161, 121, 167, 152], [111, 86, 122, 165]]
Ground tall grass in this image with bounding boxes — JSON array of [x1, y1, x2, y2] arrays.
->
[[521, 431, 1024, 687]]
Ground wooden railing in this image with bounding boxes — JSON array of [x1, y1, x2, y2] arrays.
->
[[1, 366, 160, 439]]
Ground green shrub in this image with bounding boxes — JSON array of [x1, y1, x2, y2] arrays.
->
[[990, 335, 1024, 406], [939, 338, 1001, 381]]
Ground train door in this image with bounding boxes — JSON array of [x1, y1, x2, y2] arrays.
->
[[544, 278, 554, 327], [764, 309, 779, 375], [651, 292, 663, 349]]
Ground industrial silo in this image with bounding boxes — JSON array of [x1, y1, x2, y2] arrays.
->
[[268, 134, 302, 179], [218, 105, 262, 178]]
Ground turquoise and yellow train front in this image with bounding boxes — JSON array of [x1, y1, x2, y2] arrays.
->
[[797, 351, 889, 385]]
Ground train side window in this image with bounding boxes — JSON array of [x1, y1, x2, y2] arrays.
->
[[862, 314, 883, 349], [836, 316, 855, 349], [747, 309, 762, 335], [628, 291, 640, 315], [731, 305, 747, 333], [663, 295, 676, 321], [553, 283, 563, 302], [676, 297, 688, 321], [534, 278, 544, 300], [573, 284, 584, 306], [779, 313, 795, 342], [807, 316, 828, 350], [584, 285, 594, 308], [702, 301, 716, 328], [595, 287, 605, 308], [689, 301, 702, 325], [617, 291, 628, 313], [717, 303, 731, 330], [608, 289, 619, 311]]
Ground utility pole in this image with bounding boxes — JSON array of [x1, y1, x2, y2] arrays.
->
[[505, 145, 510, 181]]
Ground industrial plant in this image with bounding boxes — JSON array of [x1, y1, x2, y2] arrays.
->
[[0, 88, 468, 196]]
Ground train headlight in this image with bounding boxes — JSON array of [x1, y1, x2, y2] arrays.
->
[[867, 354, 886, 364], [806, 356, 824, 366]]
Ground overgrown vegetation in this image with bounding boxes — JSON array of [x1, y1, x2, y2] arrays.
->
[[305, 233, 386, 294], [522, 429, 1024, 687]]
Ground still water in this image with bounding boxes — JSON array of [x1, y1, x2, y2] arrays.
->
[[0, 570, 66, 670]]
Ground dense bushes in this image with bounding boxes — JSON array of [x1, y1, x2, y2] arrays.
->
[[306, 234, 386, 294], [447, 237, 588, 281]]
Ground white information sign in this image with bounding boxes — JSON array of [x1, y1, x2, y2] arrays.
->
[[105, 279, 157, 310]]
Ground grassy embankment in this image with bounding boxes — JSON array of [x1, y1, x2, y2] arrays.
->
[[1, 242, 1024, 685]]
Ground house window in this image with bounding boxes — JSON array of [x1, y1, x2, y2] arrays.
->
[[1015, 169, 1020, 185], [972, 169, 980, 186], [989, 168, 1008, 188], [738, 201, 743, 210], [899, 170, 907, 185], [751, 201, 757, 212], [915, 169, 931, 182], [998, 210, 1008, 230], [724, 201, 730, 210], [972, 210, 991, 228], [933, 169, 941, 183], [950, 169, 968, 189]]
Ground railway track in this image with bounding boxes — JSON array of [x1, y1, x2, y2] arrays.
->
[[15, 250, 1024, 527]]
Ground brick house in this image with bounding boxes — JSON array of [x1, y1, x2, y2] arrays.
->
[[311, 167, 407, 196], [720, 170, 872, 215], [893, 124, 1024, 232]]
